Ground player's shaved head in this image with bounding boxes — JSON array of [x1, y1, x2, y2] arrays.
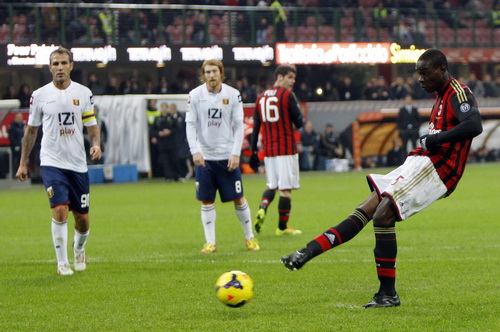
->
[[418, 49, 448, 71]]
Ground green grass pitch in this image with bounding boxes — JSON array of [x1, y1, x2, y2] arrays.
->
[[0, 163, 498, 331]]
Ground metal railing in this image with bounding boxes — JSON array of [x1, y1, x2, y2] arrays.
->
[[0, 3, 498, 48]]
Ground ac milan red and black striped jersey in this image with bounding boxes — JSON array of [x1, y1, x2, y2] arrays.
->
[[409, 78, 480, 195], [251, 86, 304, 157]]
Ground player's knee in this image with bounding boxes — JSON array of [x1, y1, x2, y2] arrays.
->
[[372, 199, 396, 227], [234, 197, 246, 206], [52, 205, 69, 222], [373, 214, 394, 227], [280, 190, 292, 198]]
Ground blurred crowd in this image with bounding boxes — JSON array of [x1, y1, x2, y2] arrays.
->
[[2, 73, 499, 180], [1, 0, 499, 47], [2, 0, 499, 177], [5, 70, 499, 107], [297, 117, 500, 173]]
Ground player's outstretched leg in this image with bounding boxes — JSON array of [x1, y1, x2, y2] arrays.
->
[[281, 208, 370, 270], [281, 248, 312, 270]]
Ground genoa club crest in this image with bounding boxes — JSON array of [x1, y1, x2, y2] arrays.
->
[[46, 186, 54, 198]]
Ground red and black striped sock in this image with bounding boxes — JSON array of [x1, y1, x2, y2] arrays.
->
[[278, 196, 291, 230], [304, 208, 370, 258], [373, 226, 397, 296], [259, 189, 276, 211]]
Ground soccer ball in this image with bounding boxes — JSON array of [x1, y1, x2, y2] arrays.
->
[[215, 270, 254, 307]]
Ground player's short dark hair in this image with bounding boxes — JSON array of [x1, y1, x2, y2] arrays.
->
[[418, 48, 448, 70], [274, 65, 296, 79], [50, 47, 73, 63]]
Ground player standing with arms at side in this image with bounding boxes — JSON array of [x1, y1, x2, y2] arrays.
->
[[16, 47, 101, 276], [186, 59, 259, 253], [281, 49, 483, 307], [250, 65, 304, 236]]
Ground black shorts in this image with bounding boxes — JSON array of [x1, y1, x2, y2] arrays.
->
[[41, 166, 90, 213], [195, 160, 244, 203]]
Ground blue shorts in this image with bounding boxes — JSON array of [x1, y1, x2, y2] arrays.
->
[[195, 160, 244, 203], [41, 166, 90, 214]]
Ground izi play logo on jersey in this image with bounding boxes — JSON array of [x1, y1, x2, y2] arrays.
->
[[58, 112, 76, 136]]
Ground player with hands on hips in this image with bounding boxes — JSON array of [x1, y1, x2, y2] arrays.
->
[[186, 59, 259, 253], [281, 49, 482, 308], [16, 47, 101, 276]]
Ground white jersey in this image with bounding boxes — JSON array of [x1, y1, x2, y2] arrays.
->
[[28, 80, 96, 173], [186, 83, 244, 160]]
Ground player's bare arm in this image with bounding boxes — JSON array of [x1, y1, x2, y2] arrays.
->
[[87, 124, 102, 161], [16, 125, 39, 181]]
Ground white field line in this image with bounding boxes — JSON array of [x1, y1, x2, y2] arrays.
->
[[1, 245, 498, 264], [1, 255, 497, 265]]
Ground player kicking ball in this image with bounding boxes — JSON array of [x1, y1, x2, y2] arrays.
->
[[281, 49, 482, 307]]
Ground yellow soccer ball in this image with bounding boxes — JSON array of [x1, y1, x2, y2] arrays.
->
[[215, 271, 254, 307]]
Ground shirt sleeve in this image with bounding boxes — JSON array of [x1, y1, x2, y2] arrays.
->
[[185, 93, 197, 123], [436, 90, 482, 144], [186, 120, 200, 155], [231, 91, 244, 156], [185, 92, 200, 155], [288, 92, 304, 129], [27, 92, 42, 127], [250, 99, 261, 152], [450, 88, 480, 122], [83, 91, 97, 127]]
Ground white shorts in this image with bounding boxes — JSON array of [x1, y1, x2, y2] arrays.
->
[[264, 154, 300, 191], [367, 155, 447, 221]]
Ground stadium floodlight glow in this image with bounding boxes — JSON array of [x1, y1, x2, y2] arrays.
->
[[180, 45, 223, 61]]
